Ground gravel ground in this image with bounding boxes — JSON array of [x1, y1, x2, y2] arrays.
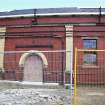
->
[[0, 88, 70, 105], [0, 81, 105, 105], [77, 87, 105, 105], [1, 84, 105, 105]]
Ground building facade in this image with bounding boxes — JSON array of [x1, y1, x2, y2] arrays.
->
[[0, 7, 105, 84]]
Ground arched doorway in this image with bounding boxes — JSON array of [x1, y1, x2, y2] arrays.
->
[[24, 55, 43, 82], [19, 50, 48, 82]]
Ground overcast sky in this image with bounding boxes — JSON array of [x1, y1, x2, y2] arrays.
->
[[0, 0, 105, 12]]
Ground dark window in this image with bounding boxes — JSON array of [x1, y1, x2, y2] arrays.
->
[[84, 52, 96, 65], [83, 39, 97, 65], [83, 39, 96, 49]]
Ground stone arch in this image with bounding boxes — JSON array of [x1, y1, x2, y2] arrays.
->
[[19, 50, 48, 68]]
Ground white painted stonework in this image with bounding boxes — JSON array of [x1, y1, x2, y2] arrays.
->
[[0, 27, 6, 72], [65, 25, 73, 72], [19, 50, 48, 68]]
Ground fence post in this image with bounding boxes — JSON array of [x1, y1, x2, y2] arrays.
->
[[61, 51, 64, 86], [74, 48, 78, 105]]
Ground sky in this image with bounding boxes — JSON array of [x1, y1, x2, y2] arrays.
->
[[0, 0, 105, 12]]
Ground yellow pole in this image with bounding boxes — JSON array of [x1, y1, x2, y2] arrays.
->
[[74, 48, 78, 105]]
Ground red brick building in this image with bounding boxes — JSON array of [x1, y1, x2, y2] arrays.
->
[[0, 7, 105, 84]]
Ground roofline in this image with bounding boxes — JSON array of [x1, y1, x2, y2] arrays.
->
[[0, 12, 105, 19]]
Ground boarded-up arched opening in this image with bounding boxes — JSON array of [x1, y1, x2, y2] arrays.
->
[[19, 50, 48, 82]]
